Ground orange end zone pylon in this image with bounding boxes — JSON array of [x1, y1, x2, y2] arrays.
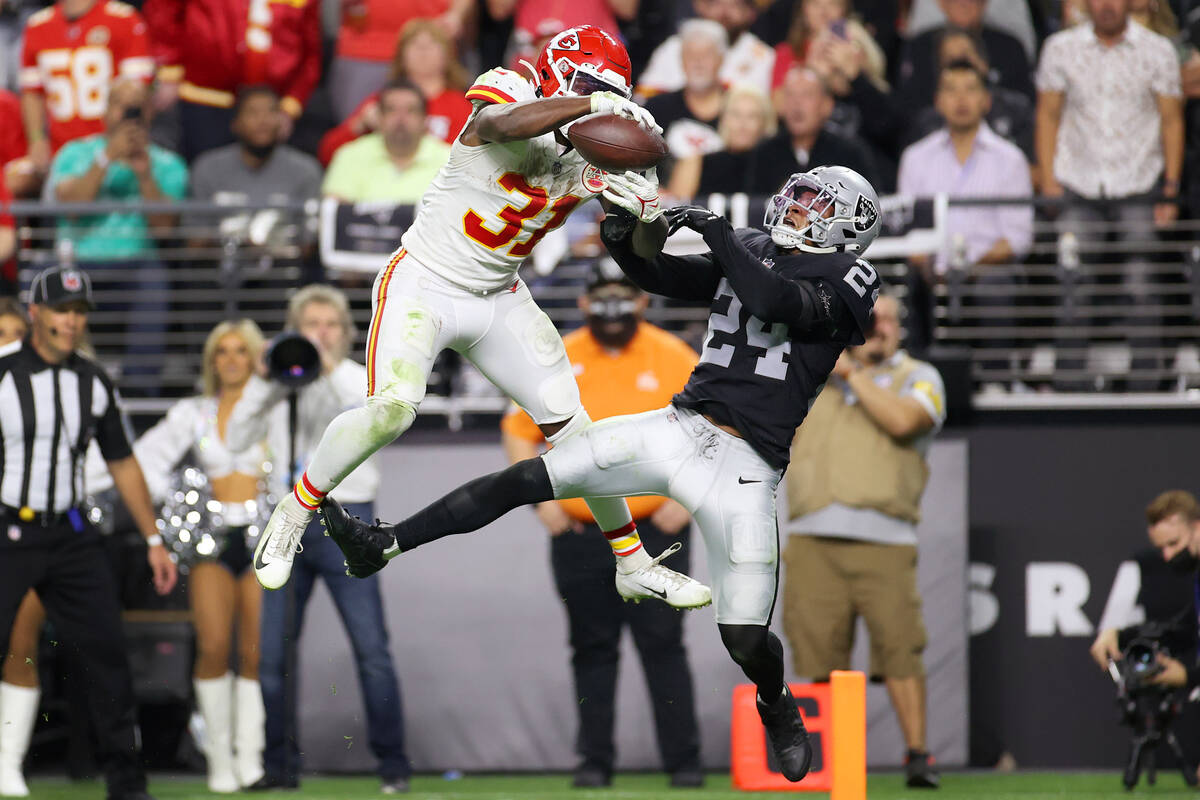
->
[[730, 670, 866, 797]]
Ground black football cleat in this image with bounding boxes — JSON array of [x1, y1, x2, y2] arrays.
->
[[757, 685, 813, 782], [904, 750, 941, 789], [319, 498, 395, 578]]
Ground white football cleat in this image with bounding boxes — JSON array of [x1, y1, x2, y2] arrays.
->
[[253, 494, 312, 590], [615, 542, 712, 609]]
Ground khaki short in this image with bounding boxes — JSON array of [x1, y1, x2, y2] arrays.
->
[[781, 534, 927, 681]]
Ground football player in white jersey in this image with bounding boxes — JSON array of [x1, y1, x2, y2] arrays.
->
[[252, 25, 710, 611]]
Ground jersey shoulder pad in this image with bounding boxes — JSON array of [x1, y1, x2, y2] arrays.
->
[[466, 68, 536, 106], [27, 7, 55, 27], [823, 253, 880, 340], [104, 1, 136, 17]]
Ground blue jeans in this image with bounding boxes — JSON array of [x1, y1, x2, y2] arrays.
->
[[259, 503, 410, 781]]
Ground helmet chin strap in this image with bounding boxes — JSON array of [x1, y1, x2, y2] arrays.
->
[[517, 59, 541, 87]]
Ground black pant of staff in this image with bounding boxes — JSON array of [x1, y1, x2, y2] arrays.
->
[[0, 510, 146, 797], [550, 517, 702, 780]]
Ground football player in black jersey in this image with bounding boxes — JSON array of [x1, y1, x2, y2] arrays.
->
[[318, 165, 882, 783]]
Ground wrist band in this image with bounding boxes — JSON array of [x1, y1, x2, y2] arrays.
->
[[145, 534, 163, 547]]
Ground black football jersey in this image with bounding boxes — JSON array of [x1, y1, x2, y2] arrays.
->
[[673, 229, 879, 470]]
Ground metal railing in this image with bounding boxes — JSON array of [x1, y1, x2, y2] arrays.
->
[[9, 194, 1200, 419]]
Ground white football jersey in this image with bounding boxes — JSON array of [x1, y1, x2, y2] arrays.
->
[[399, 67, 606, 291]]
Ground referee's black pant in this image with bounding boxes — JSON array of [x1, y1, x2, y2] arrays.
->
[[0, 519, 144, 796], [550, 518, 701, 777]]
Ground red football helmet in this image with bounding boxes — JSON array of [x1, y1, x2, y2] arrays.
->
[[529, 26, 633, 100]]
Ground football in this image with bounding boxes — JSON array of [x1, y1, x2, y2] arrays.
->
[[567, 113, 668, 173]]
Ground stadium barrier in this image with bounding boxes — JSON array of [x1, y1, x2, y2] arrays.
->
[[8, 194, 1200, 417]]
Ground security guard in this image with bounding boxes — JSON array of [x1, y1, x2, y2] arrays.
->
[[0, 265, 176, 800]]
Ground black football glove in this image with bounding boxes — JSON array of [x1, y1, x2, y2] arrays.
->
[[664, 204, 722, 236]]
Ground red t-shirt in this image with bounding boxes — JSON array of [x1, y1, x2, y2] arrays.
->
[[0, 91, 28, 171], [513, 0, 619, 40], [318, 87, 472, 166], [20, 0, 154, 152], [0, 181, 15, 285], [335, 0, 449, 63]]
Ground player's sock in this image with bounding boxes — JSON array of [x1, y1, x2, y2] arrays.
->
[[301, 398, 417, 499], [586, 497, 652, 571], [291, 471, 326, 514], [719, 624, 785, 703], [391, 459, 554, 552]]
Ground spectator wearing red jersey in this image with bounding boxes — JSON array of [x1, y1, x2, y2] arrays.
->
[[142, 0, 322, 162], [0, 90, 38, 199], [19, 0, 155, 172], [319, 17, 471, 166], [329, 0, 472, 123], [0, 181, 15, 294], [489, 0, 637, 71]]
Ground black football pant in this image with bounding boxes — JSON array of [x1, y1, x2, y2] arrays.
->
[[0, 522, 144, 796], [551, 518, 701, 776]]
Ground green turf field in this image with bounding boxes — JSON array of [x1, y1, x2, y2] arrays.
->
[[19, 771, 1200, 800]]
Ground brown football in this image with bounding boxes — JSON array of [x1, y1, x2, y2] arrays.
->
[[567, 113, 668, 173]]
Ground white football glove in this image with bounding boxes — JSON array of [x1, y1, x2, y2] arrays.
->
[[589, 91, 662, 134], [602, 168, 663, 223]]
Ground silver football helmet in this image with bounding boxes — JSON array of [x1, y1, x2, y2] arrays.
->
[[764, 165, 880, 254]]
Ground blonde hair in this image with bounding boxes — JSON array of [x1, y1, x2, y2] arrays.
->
[[1146, 490, 1200, 526], [286, 284, 356, 362], [389, 17, 470, 91], [718, 84, 777, 146], [202, 319, 266, 396], [0, 297, 29, 327]]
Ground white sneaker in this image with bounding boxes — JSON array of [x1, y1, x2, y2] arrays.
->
[[614, 543, 712, 609], [0, 682, 37, 798], [0, 764, 27, 798], [253, 494, 311, 590]]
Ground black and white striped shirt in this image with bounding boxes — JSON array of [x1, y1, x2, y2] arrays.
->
[[0, 339, 133, 514]]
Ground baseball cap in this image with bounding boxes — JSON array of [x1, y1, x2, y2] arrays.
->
[[29, 266, 96, 309], [585, 258, 638, 293]]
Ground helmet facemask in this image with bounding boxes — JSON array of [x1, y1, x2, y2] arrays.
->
[[766, 174, 841, 253]]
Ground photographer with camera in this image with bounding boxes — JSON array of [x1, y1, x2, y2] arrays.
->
[[1091, 490, 1200, 691], [1090, 490, 1200, 788], [225, 285, 411, 793]]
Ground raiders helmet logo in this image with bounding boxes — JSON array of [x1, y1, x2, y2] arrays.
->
[[61, 270, 83, 291], [853, 195, 878, 232]]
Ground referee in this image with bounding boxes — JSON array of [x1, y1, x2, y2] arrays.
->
[[0, 265, 176, 800]]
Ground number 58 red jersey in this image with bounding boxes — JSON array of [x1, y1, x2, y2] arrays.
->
[[399, 67, 606, 292], [19, 1, 154, 153]]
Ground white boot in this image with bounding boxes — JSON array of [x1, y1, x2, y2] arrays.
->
[[0, 682, 39, 798], [193, 674, 239, 793], [233, 677, 265, 788]]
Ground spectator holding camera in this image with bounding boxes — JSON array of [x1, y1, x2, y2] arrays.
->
[[1091, 490, 1200, 691], [46, 78, 186, 392], [225, 285, 411, 793]]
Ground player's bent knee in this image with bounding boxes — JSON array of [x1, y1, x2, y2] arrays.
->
[[719, 623, 770, 665], [364, 395, 417, 444], [544, 407, 590, 444]]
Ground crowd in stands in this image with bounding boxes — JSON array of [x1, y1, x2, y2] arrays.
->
[[0, 0, 1198, 391]]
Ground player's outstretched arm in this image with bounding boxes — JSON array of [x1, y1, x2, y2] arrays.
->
[[462, 96, 593, 145], [599, 206, 721, 302], [664, 205, 847, 335]]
